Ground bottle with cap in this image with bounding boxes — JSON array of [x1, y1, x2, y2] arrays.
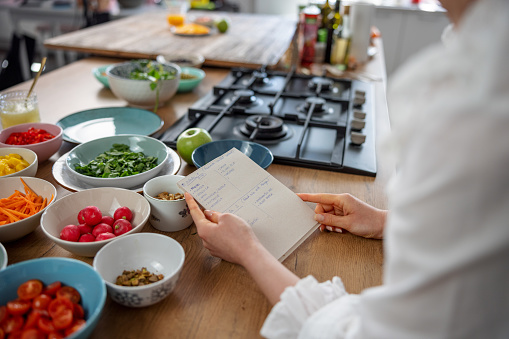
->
[[330, 4, 351, 68], [324, 0, 342, 64], [300, 5, 320, 67]]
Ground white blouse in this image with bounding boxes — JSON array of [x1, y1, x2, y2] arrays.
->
[[261, 0, 509, 337]]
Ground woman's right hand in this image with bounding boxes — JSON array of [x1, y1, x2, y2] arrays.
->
[[297, 193, 387, 239]]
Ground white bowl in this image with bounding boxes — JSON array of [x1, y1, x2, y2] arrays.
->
[[40, 187, 151, 257], [0, 147, 38, 177], [0, 242, 7, 269], [0, 122, 63, 163], [0, 177, 57, 242], [143, 175, 193, 232], [156, 53, 204, 68], [65, 134, 169, 189], [106, 60, 181, 108], [93, 233, 185, 307]]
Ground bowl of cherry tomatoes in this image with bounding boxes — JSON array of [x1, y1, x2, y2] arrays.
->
[[0, 257, 106, 339], [0, 122, 63, 163]]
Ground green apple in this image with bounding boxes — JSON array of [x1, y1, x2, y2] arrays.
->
[[176, 127, 212, 165]]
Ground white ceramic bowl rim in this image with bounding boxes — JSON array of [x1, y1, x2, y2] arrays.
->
[[0, 122, 63, 146], [0, 147, 38, 177], [65, 134, 169, 185], [106, 61, 181, 81], [93, 233, 185, 291], [0, 242, 7, 269]]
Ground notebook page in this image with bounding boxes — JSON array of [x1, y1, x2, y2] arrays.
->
[[177, 148, 319, 262]]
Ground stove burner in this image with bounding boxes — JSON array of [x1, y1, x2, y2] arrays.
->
[[308, 77, 334, 91], [234, 89, 257, 105], [252, 71, 270, 85], [297, 96, 332, 114], [239, 115, 288, 140]]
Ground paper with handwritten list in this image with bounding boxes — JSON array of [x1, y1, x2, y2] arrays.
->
[[177, 148, 319, 262]]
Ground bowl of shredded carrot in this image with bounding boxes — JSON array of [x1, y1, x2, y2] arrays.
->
[[0, 177, 56, 242]]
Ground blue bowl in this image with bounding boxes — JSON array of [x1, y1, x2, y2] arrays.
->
[[192, 139, 274, 169], [177, 67, 205, 93], [0, 257, 106, 339]]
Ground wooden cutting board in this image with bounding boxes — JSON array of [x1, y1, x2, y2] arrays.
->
[[44, 11, 298, 68]]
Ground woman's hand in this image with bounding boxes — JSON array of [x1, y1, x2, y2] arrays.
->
[[185, 192, 263, 266], [298, 193, 387, 239]]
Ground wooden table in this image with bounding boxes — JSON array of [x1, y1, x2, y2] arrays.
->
[[1, 39, 391, 338], [44, 11, 298, 69]]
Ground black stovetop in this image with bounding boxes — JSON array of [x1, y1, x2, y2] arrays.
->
[[159, 67, 377, 176]]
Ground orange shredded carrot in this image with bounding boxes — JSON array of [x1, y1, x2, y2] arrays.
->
[[0, 178, 53, 226]]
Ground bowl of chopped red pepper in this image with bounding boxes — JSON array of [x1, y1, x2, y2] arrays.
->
[[0, 122, 63, 163]]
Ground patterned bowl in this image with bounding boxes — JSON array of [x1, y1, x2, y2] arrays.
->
[[93, 233, 185, 307]]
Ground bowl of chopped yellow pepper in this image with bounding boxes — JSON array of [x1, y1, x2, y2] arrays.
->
[[0, 147, 38, 178]]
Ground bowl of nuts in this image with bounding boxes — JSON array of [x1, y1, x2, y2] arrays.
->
[[93, 232, 185, 307], [142, 174, 192, 232]]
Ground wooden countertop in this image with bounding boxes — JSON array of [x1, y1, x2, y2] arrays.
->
[[44, 11, 298, 69], [1, 39, 392, 338]]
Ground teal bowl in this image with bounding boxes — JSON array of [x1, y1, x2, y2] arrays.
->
[[192, 139, 274, 169], [0, 257, 106, 339], [177, 67, 205, 93], [92, 65, 110, 88], [65, 134, 169, 189]]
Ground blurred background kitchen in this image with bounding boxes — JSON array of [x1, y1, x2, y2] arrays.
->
[[0, 0, 448, 90]]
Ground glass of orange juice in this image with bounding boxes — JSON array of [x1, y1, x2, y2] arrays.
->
[[166, 0, 188, 26]]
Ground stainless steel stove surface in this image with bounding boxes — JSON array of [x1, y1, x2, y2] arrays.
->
[[159, 68, 377, 176]]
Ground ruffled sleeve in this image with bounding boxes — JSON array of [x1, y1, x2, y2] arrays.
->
[[260, 275, 359, 339]]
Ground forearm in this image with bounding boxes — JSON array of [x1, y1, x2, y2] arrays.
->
[[240, 242, 300, 305]]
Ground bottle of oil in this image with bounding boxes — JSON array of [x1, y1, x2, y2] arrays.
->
[[320, 0, 333, 29], [330, 5, 350, 68], [324, 0, 342, 63]]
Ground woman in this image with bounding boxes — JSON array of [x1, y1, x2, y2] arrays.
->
[[185, 0, 509, 337]]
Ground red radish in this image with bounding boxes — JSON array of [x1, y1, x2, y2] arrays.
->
[[81, 206, 102, 226], [77, 223, 92, 235], [92, 223, 113, 237], [78, 233, 95, 242], [113, 207, 133, 221], [77, 209, 85, 224], [60, 225, 80, 242], [101, 215, 115, 226], [113, 219, 133, 236], [95, 233, 115, 241]]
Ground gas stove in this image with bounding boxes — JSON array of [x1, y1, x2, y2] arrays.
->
[[159, 67, 377, 176]]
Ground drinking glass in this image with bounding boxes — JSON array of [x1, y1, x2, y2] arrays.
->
[[0, 91, 41, 129]]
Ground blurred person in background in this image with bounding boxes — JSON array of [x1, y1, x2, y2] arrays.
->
[[186, 0, 509, 337]]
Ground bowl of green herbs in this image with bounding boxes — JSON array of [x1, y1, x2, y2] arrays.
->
[[65, 135, 170, 189], [106, 60, 180, 112]]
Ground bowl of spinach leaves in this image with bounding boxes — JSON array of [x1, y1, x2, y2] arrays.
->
[[106, 60, 180, 112], [65, 135, 170, 189]]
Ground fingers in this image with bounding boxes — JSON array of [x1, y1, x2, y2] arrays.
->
[[204, 210, 219, 223], [185, 192, 208, 224], [315, 212, 347, 229], [298, 193, 340, 206]]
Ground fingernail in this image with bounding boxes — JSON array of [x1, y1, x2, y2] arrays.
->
[[334, 228, 343, 233], [204, 210, 213, 218], [315, 214, 324, 222], [326, 226, 333, 232]]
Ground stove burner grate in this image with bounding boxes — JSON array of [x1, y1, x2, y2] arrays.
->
[[308, 77, 334, 91], [297, 96, 333, 115], [239, 115, 289, 140]]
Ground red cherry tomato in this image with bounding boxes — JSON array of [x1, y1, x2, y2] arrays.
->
[[47, 299, 73, 320], [43, 282, 61, 297], [20, 328, 45, 339], [5, 128, 55, 145], [51, 309, 73, 330], [64, 319, 85, 337], [36, 317, 55, 334], [23, 311, 41, 329], [6, 300, 31, 316], [2, 315, 24, 333], [17, 280, 43, 301], [0, 305, 7, 323], [72, 304, 84, 320], [47, 331, 64, 339], [55, 286, 81, 304], [32, 295, 51, 311]]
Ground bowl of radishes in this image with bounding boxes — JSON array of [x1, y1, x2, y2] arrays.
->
[[40, 187, 150, 257]]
